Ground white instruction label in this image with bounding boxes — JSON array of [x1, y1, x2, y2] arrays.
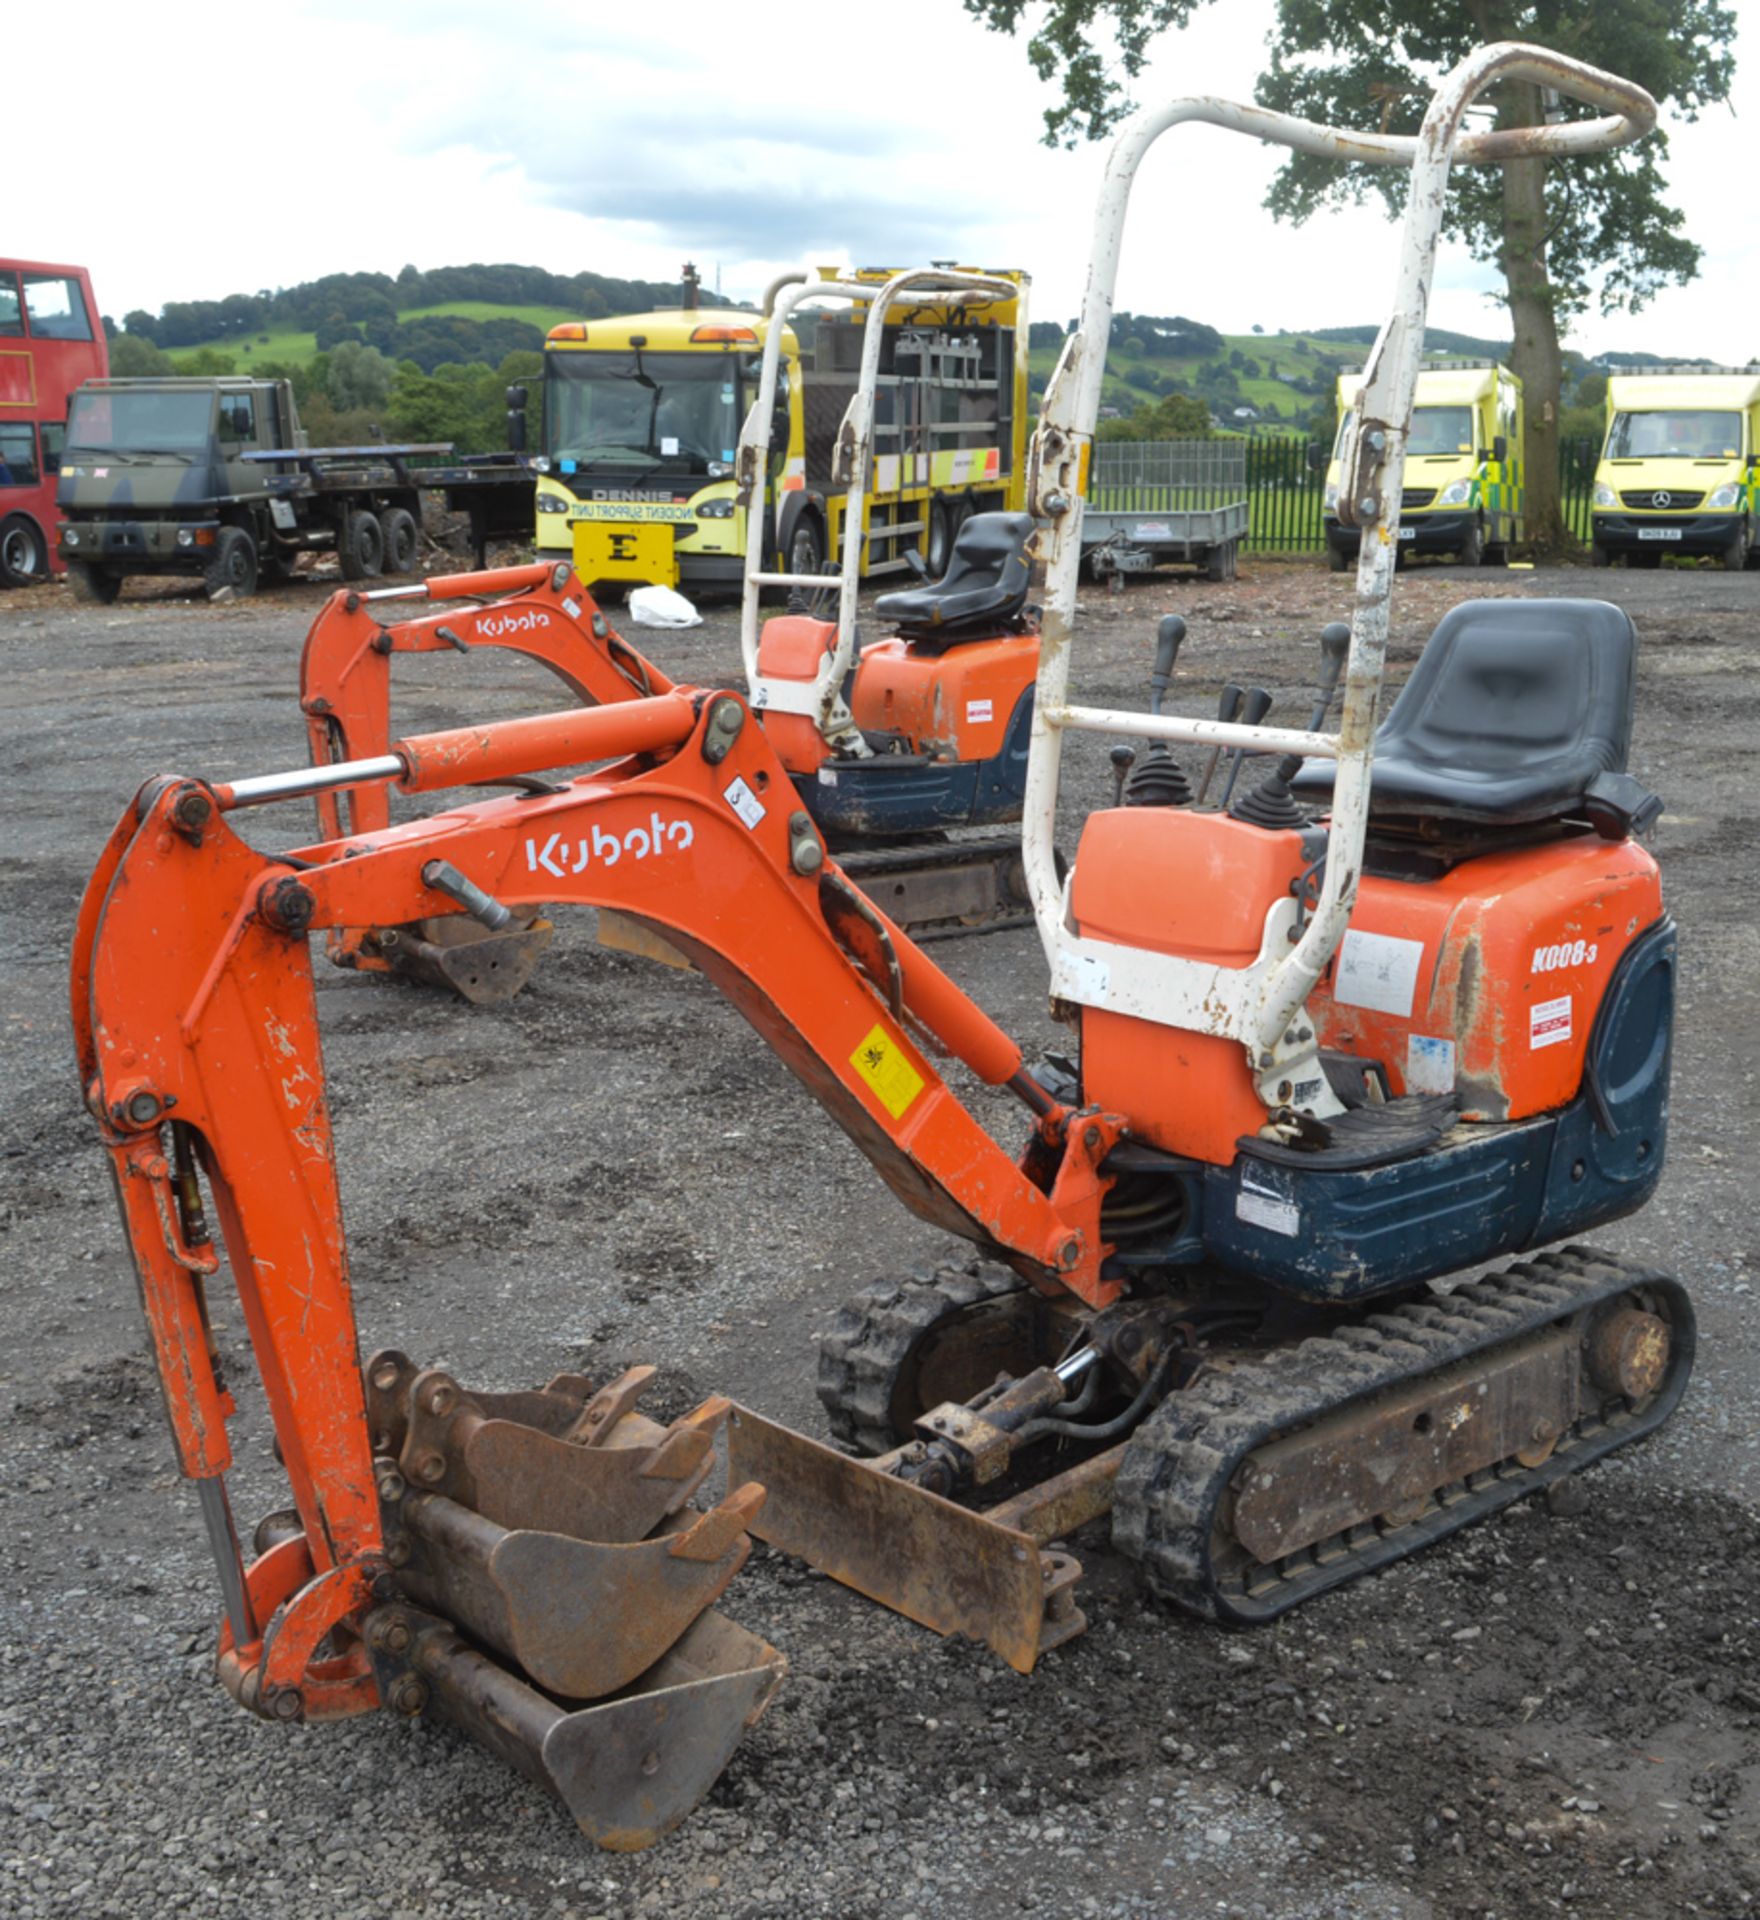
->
[[723, 776, 767, 829], [1406, 1034, 1457, 1095], [1530, 995, 1572, 1050], [1334, 929, 1425, 1018], [1237, 1183, 1300, 1238], [966, 698, 994, 724], [816, 767, 839, 787], [661, 436, 680, 456]]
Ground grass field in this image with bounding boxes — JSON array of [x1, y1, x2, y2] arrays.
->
[[169, 301, 582, 371]]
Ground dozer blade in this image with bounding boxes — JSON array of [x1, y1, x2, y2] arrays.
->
[[377, 911, 555, 1005], [392, 1482, 766, 1698], [366, 1604, 785, 1852], [727, 1406, 1082, 1675]]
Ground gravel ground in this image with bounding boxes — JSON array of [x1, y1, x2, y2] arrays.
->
[[3, 550, 1757, 1919]]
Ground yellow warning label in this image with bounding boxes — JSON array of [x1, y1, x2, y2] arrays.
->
[[850, 1022, 925, 1121]]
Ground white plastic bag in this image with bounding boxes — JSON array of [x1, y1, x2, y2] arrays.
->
[[627, 584, 703, 628]]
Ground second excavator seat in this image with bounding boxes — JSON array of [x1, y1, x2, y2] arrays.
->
[[1291, 598, 1657, 843], [873, 511, 1035, 646]]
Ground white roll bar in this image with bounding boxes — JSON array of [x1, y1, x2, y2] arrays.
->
[[1020, 44, 1656, 1118], [735, 267, 1020, 752]]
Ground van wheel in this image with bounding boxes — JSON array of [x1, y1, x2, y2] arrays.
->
[[0, 514, 48, 587], [1459, 517, 1484, 566], [339, 510, 385, 581], [1722, 521, 1750, 572], [381, 507, 420, 575], [68, 561, 123, 604], [205, 527, 258, 599]]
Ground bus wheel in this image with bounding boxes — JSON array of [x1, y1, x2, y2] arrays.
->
[[0, 514, 48, 587], [785, 514, 829, 615], [68, 561, 122, 604]]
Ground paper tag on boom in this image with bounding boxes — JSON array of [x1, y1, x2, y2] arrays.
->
[[851, 1023, 924, 1120]]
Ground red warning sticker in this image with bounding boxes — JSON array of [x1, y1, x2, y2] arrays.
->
[[1530, 995, 1572, 1050]]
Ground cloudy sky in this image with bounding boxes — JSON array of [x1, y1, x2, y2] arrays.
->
[[12, 0, 1754, 358]]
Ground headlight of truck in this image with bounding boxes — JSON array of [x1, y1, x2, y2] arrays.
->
[[530, 456, 551, 474], [1323, 482, 1338, 513], [1437, 479, 1473, 506], [697, 499, 736, 519], [176, 529, 194, 548], [1592, 482, 1617, 508], [63, 529, 79, 548], [535, 494, 571, 515], [1706, 483, 1741, 509]]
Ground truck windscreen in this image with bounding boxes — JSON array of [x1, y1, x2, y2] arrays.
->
[[67, 389, 211, 456], [1406, 408, 1474, 457], [1607, 411, 1744, 459], [546, 353, 740, 475]]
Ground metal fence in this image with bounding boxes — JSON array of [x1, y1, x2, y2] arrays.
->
[[1089, 440, 1247, 511], [1085, 434, 1609, 553]]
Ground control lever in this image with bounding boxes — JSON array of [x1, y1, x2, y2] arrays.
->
[[902, 547, 931, 582], [1109, 744, 1137, 807], [1194, 682, 1243, 805], [1230, 621, 1352, 829], [1216, 687, 1273, 812], [1123, 615, 1193, 808]]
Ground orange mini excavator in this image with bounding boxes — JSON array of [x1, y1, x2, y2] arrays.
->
[[295, 270, 1045, 1002], [75, 46, 1690, 1849]]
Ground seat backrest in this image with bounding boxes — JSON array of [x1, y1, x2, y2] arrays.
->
[[1291, 598, 1638, 828], [873, 511, 1034, 644]]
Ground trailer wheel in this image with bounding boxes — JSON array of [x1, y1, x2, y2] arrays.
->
[[205, 527, 258, 600], [1205, 539, 1238, 583], [380, 507, 420, 575], [67, 561, 122, 605], [339, 510, 385, 581], [0, 514, 48, 587]]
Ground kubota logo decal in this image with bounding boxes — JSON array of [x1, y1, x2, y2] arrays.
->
[[525, 815, 693, 877], [476, 608, 553, 638]]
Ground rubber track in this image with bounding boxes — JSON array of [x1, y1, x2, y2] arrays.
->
[[1111, 1245, 1695, 1624], [817, 1262, 1024, 1455], [834, 835, 1029, 941]]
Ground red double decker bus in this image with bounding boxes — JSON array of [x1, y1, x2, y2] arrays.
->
[[0, 259, 107, 587]]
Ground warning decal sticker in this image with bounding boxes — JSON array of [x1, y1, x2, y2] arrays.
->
[[850, 1022, 925, 1120], [1530, 995, 1573, 1050]]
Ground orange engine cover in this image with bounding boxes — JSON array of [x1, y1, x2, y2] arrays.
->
[[1306, 835, 1663, 1122], [1072, 807, 1665, 1165], [849, 632, 1037, 763], [754, 615, 837, 773], [1071, 810, 1309, 1164]]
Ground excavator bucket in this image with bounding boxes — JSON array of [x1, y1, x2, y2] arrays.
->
[[361, 1355, 784, 1845], [373, 911, 555, 1005], [727, 1406, 1084, 1675]]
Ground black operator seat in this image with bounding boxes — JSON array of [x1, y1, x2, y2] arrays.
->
[[1290, 598, 1658, 839], [873, 511, 1035, 648]]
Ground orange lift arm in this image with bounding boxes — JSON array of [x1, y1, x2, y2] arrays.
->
[[72, 688, 1125, 1719]]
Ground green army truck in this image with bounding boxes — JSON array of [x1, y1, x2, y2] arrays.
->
[[56, 376, 535, 602]]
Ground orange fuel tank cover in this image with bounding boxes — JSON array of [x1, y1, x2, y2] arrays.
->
[[756, 615, 837, 682]]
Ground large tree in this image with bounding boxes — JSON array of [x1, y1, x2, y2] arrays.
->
[[968, 0, 1734, 544]]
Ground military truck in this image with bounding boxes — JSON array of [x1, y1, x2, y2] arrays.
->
[[56, 376, 536, 602]]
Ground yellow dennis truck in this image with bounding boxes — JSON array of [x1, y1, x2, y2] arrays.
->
[[529, 266, 1028, 594], [1325, 362, 1522, 569], [1590, 370, 1760, 570]]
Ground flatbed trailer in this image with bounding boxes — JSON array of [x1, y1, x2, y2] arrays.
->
[[1081, 439, 1248, 581]]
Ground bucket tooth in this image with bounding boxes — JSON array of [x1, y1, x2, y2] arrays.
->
[[379, 912, 555, 1006], [727, 1404, 1081, 1675], [394, 1484, 766, 1699], [368, 1605, 785, 1852]]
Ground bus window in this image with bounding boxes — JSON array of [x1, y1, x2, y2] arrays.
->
[[0, 275, 21, 337], [0, 423, 40, 488], [23, 274, 94, 343]]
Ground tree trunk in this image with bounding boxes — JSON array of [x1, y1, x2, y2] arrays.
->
[[1495, 80, 1568, 550]]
